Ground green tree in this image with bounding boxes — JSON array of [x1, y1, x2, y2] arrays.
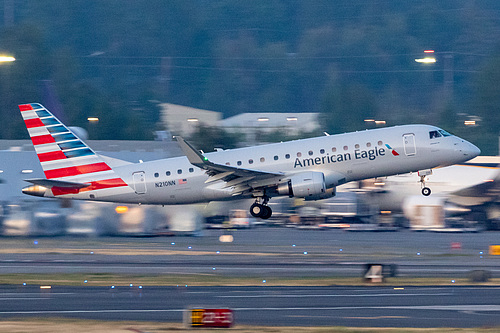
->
[[321, 82, 379, 134], [473, 51, 500, 155], [188, 124, 241, 153]]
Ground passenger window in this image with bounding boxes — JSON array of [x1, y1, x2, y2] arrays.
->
[[366, 142, 371, 148], [189, 168, 194, 173], [285, 154, 290, 159], [308, 150, 313, 156], [320, 149, 325, 154], [332, 147, 337, 153], [249, 159, 254, 164], [177, 169, 182, 174], [154, 173, 159, 178], [297, 152, 302, 157], [260, 157, 265, 162], [237, 161, 242, 166], [274, 155, 279, 161], [343, 146, 348, 151], [378, 141, 383, 146], [355, 144, 360, 149], [166, 171, 171, 176], [225, 162, 230, 165]]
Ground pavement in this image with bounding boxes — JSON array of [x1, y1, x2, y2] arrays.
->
[[0, 227, 499, 327], [0, 285, 499, 327]]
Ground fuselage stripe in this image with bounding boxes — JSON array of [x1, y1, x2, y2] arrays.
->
[[45, 162, 112, 179], [51, 178, 129, 196]]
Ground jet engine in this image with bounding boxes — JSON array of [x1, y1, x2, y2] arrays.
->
[[277, 171, 334, 200]]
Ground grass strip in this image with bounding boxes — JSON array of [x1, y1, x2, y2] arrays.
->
[[0, 273, 499, 286]]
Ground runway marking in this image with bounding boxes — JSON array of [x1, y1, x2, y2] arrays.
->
[[0, 293, 75, 296], [217, 293, 452, 298], [0, 298, 51, 300], [343, 316, 409, 319], [0, 309, 184, 315]]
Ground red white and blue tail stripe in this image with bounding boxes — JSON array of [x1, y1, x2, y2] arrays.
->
[[19, 103, 129, 197]]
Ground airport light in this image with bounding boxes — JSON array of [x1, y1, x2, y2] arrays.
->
[[187, 118, 199, 122], [115, 206, 129, 214], [287, 117, 298, 121], [415, 57, 436, 64], [257, 117, 269, 122], [464, 120, 476, 126], [87, 117, 99, 122], [0, 56, 15, 62]]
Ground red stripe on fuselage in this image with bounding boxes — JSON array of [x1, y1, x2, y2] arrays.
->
[[31, 134, 56, 145], [51, 178, 128, 196], [19, 104, 34, 112], [44, 162, 112, 179], [24, 118, 44, 128], [38, 150, 67, 162]]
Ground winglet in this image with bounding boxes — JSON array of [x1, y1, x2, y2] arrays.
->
[[174, 136, 209, 168]]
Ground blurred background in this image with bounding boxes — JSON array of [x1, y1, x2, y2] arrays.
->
[[1, 1, 500, 237]]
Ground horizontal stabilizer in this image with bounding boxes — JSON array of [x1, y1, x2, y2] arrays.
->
[[24, 178, 91, 189]]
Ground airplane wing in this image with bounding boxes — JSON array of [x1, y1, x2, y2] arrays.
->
[[174, 136, 284, 194]]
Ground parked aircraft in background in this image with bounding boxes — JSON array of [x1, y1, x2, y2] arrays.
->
[[355, 156, 500, 228], [360, 156, 500, 211], [19, 103, 480, 219]]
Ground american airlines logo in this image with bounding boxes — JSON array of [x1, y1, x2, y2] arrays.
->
[[294, 146, 394, 168]]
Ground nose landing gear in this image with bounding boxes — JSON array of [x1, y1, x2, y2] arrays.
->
[[418, 169, 432, 196], [250, 196, 272, 219]]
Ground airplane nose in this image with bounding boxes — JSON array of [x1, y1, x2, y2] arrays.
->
[[462, 141, 481, 158]]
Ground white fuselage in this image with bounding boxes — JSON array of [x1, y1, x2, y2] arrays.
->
[[53, 124, 479, 205]]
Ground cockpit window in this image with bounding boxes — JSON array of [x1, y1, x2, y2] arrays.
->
[[438, 129, 451, 137], [429, 130, 441, 139]]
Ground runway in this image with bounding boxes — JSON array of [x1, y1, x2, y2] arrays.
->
[[0, 228, 499, 327], [0, 228, 498, 278], [0, 285, 499, 327]]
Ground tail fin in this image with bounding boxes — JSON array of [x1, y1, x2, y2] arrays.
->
[[19, 103, 128, 196]]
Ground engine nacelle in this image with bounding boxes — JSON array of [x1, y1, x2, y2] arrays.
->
[[277, 171, 334, 200]]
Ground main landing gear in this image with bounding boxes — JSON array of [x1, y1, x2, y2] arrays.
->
[[418, 169, 432, 196], [250, 196, 272, 219]]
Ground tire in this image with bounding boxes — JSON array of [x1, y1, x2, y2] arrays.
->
[[250, 203, 263, 218], [422, 187, 431, 196], [260, 205, 272, 219]]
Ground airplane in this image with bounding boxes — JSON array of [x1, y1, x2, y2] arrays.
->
[[19, 103, 481, 219], [359, 156, 500, 211]]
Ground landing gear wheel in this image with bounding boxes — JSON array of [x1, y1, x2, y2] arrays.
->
[[250, 203, 263, 218], [422, 187, 431, 196], [249, 203, 273, 219], [260, 205, 272, 220]]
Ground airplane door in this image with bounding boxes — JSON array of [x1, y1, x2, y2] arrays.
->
[[132, 171, 147, 194], [403, 133, 416, 156]]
